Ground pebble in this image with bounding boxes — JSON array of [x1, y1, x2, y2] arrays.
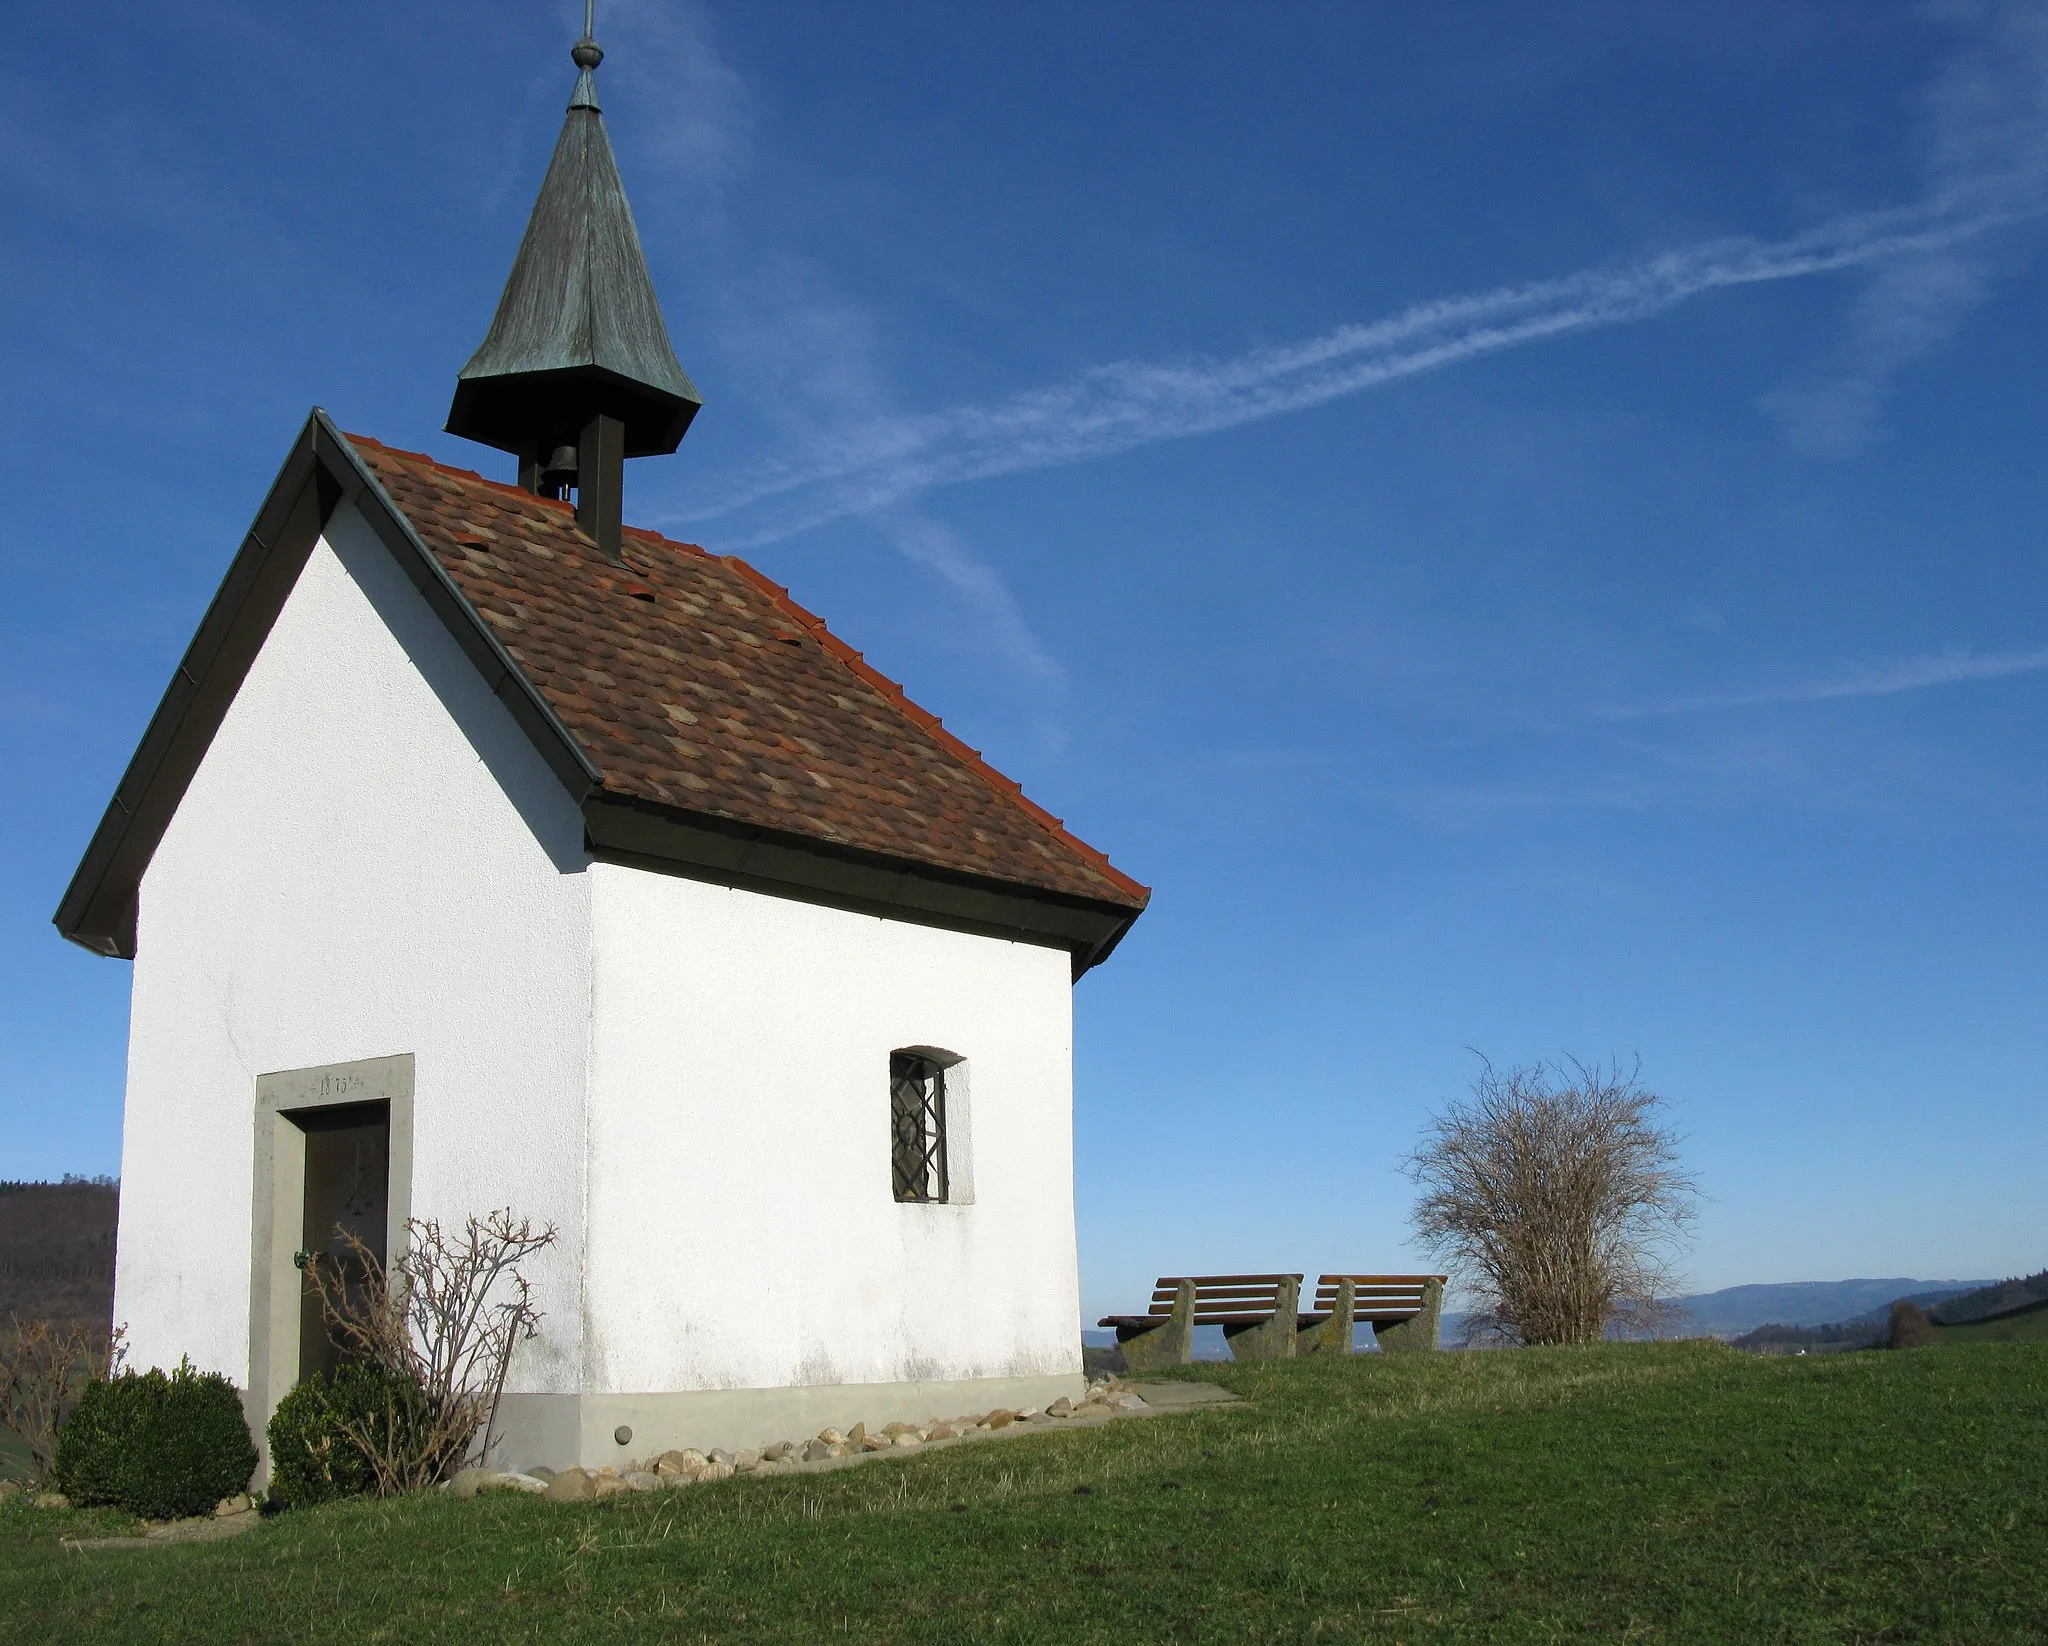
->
[[545, 1468, 595, 1502], [475, 1374, 1152, 1503]]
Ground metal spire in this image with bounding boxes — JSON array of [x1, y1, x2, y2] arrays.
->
[[445, 3, 701, 560], [570, 1, 602, 112]]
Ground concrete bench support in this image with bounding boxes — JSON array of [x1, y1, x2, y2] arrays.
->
[[1110, 1279, 1195, 1372], [1220, 1275, 1300, 1359], [1298, 1278, 1356, 1356], [1372, 1277, 1444, 1352]]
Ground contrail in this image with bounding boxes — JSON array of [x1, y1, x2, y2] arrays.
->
[[668, 194, 2036, 548], [1610, 646, 2048, 718]]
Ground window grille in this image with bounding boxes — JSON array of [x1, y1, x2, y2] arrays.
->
[[890, 1051, 948, 1203]]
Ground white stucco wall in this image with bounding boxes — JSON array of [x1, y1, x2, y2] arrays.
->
[[583, 864, 1082, 1395], [114, 490, 1088, 1447], [115, 498, 593, 1400]]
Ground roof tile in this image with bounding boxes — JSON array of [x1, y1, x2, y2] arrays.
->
[[348, 434, 1148, 912]]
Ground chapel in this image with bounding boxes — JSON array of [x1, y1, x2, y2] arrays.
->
[[55, 21, 1146, 1474]]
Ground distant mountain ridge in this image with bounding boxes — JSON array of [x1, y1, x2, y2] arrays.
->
[[1670, 1278, 1993, 1339]]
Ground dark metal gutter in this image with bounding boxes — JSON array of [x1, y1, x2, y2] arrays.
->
[[583, 793, 1142, 979]]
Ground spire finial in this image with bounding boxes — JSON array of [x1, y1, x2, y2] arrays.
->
[[569, 3, 603, 109]]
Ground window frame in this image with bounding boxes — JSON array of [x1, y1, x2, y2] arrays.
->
[[889, 1049, 951, 1204]]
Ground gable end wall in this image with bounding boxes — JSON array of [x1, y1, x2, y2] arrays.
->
[[115, 499, 594, 1413]]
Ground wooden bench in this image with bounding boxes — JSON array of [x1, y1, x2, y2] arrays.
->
[[1298, 1275, 1446, 1355], [1099, 1275, 1304, 1371]]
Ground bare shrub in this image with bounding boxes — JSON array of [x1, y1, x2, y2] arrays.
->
[[1406, 1055, 1698, 1347], [1888, 1299, 1936, 1350], [0, 1318, 124, 1482], [304, 1210, 556, 1493]]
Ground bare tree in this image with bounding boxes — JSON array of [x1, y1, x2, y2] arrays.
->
[[306, 1209, 556, 1492], [0, 1318, 124, 1482], [1405, 1056, 1698, 1346]]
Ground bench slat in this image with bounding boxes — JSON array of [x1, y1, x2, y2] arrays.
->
[[1154, 1274, 1303, 1287], [1318, 1285, 1433, 1302], [1153, 1287, 1288, 1302], [1316, 1274, 1447, 1285]]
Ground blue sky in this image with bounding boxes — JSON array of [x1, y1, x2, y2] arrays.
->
[[4, 2, 2045, 1320]]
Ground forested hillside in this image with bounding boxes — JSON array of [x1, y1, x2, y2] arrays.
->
[[0, 1177, 117, 1329], [1929, 1270, 2048, 1325]]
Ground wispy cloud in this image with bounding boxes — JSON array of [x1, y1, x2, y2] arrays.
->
[[1763, 0, 2048, 454], [607, 7, 1066, 694], [650, 3, 2048, 546], [1609, 647, 2048, 718], [675, 196, 2034, 548]]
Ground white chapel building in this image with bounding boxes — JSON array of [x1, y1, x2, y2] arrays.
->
[[55, 28, 1148, 1474]]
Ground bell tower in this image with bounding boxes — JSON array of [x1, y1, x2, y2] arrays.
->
[[444, 5, 701, 561]]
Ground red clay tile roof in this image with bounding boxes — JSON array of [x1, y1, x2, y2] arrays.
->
[[347, 434, 1148, 912]]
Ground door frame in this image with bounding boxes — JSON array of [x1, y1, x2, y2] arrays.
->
[[246, 1054, 414, 1468]]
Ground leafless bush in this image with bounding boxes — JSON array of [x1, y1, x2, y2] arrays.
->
[[0, 1318, 124, 1482], [305, 1210, 556, 1492], [1406, 1055, 1698, 1347]]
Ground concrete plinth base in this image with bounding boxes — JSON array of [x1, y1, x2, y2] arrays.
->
[[490, 1373, 1087, 1473]]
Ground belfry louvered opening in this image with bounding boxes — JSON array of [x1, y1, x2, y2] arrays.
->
[[890, 1051, 949, 1204]]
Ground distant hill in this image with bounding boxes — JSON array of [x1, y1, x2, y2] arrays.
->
[[1935, 1295, 2048, 1343], [1725, 1271, 2048, 1354], [1669, 1278, 1992, 1339], [1928, 1270, 2048, 1326], [0, 1178, 118, 1331]]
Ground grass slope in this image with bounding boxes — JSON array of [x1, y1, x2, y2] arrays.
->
[[1936, 1297, 2048, 1343], [5, 1343, 2045, 1643]]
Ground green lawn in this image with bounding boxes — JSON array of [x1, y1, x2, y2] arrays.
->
[[4, 1342, 2044, 1643]]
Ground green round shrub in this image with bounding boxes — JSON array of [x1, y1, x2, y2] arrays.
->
[[55, 1360, 257, 1519], [266, 1363, 430, 1507]]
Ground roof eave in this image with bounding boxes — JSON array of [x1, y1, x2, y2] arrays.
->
[[51, 411, 599, 959], [582, 790, 1146, 979], [54, 414, 1147, 978]]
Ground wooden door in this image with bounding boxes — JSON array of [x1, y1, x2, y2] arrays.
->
[[295, 1101, 390, 1383]]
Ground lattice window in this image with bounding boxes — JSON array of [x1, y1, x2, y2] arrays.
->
[[890, 1051, 949, 1204]]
